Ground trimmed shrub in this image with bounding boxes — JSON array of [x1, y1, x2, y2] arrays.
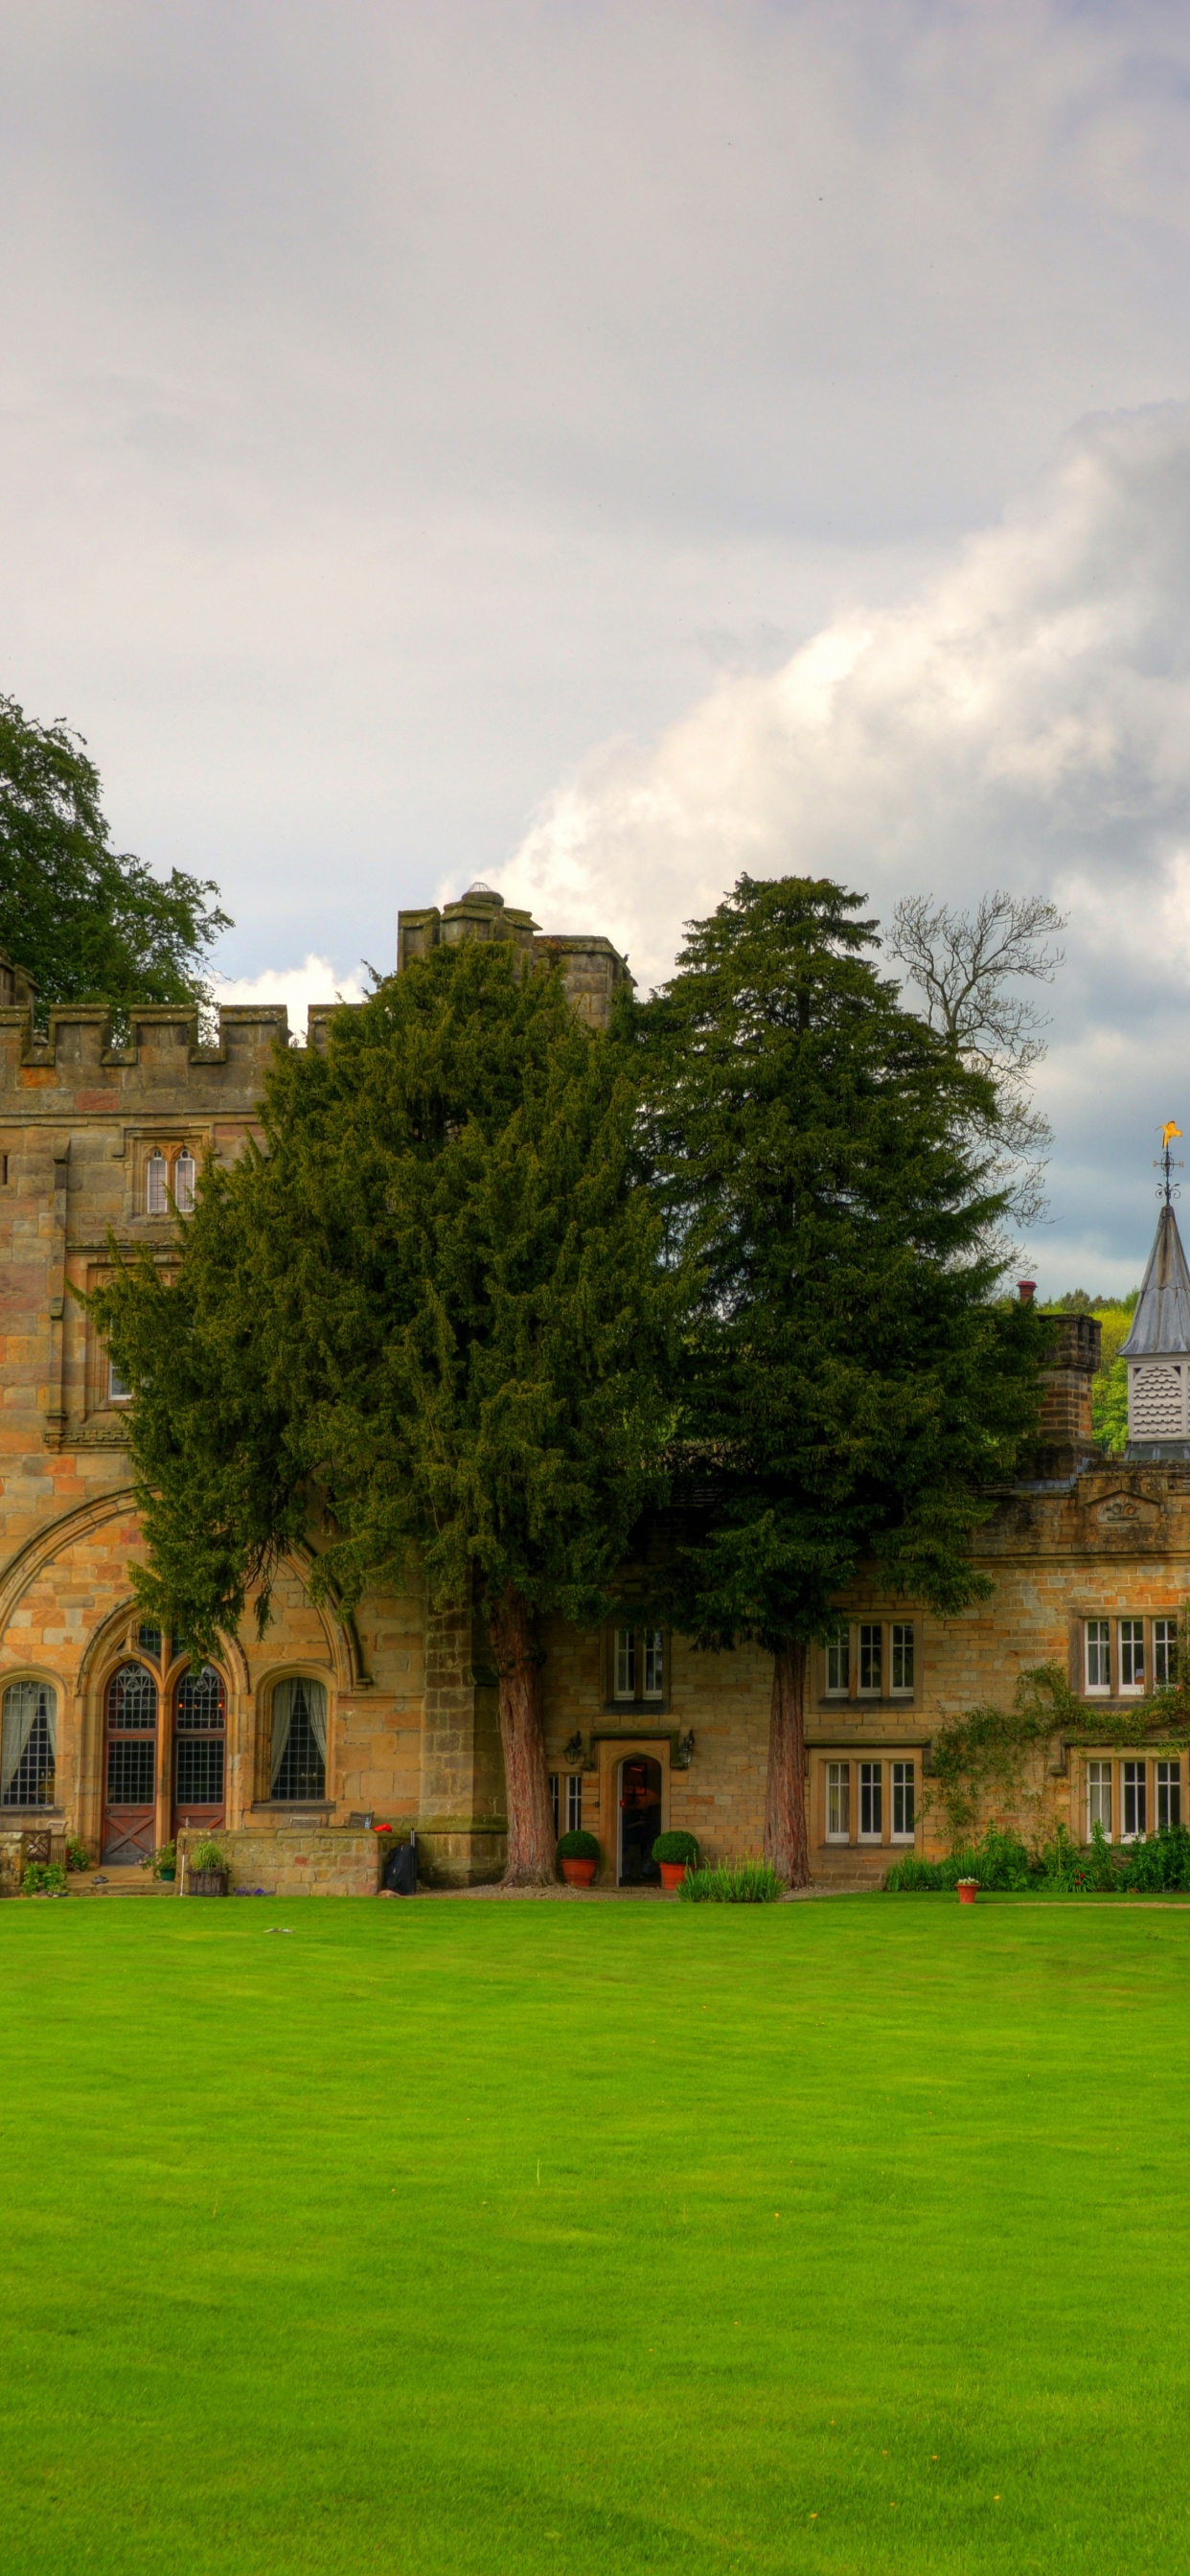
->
[[652, 1829, 699, 1867], [678, 1858, 782, 1903], [21, 1860, 67, 1896], [556, 1828, 600, 1862]]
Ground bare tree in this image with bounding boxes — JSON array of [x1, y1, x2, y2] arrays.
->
[[888, 891, 1067, 1232]]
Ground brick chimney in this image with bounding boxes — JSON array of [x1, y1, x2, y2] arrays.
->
[[1035, 1311, 1101, 1463]]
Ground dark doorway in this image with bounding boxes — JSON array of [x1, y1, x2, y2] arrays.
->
[[102, 1661, 158, 1863], [618, 1756, 662, 1885]]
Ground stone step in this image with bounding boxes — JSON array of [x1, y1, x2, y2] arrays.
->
[[66, 1871, 177, 1898]]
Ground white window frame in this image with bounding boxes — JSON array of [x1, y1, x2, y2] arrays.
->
[[825, 1622, 850, 1696], [565, 1775, 583, 1833], [146, 1150, 168, 1216], [1121, 1760, 1147, 1843], [858, 1760, 882, 1842], [1155, 1618, 1179, 1688], [891, 1760, 915, 1842], [107, 1356, 131, 1404], [1085, 1620, 1111, 1696], [826, 1760, 850, 1842], [173, 1152, 196, 1215], [642, 1629, 664, 1701], [1156, 1760, 1181, 1830], [1119, 1618, 1146, 1695], [890, 1622, 914, 1696], [858, 1622, 881, 1697], [548, 1772, 560, 1835], [1087, 1759, 1112, 1839], [613, 1627, 636, 1701]]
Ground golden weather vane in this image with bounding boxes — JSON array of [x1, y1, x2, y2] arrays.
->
[[1156, 1122, 1184, 1205]]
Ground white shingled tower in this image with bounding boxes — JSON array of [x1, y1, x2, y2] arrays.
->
[[1121, 1127, 1190, 1458]]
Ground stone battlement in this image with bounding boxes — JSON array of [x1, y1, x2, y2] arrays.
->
[[0, 1000, 298, 1109]]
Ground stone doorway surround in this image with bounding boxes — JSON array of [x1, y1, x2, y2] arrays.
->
[[590, 1732, 673, 1885]]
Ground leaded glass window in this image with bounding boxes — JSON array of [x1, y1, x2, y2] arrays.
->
[[1085, 1620, 1111, 1693], [892, 1760, 915, 1840], [891, 1623, 914, 1693], [1087, 1760, 1111, 1836], [1155, 1619, 1179, 1686], [858, 1760, 882, 1839], [175, 1665, 225, 1809], [826, 1760, 849, 1840], [270, 1677, 327, 1802], [1, 1680, 57, 1807], [825, 1623, 850, 1695]]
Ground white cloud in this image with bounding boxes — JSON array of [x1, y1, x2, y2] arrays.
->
[[212, 954, 367, 1043], [505, 403, 1190, 1288], [506, 404, 1190, 985]]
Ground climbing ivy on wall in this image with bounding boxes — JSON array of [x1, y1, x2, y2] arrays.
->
[[929, 1627, 1190, 1842]]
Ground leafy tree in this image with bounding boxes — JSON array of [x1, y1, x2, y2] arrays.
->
[[633, 876, 1052, 1886], [0, 696, 229, 1007], [89, 939, 676, 1884]]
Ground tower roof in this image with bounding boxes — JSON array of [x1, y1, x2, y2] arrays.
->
[[1120, 1203, 1190, 1356]]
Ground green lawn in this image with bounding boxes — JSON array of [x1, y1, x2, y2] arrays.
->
[[2, 1896, 1189, 2576]]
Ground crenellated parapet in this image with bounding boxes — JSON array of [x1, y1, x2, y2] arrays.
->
[[0, 1000, 293, 1111]]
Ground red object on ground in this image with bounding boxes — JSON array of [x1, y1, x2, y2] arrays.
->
[[374, 1823, 393, 1834], [658, 1861, 687, 1892], [561, 1857, 597, 1887], [958, 1881, 978, 1905]]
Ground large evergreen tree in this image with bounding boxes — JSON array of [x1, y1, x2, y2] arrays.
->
[[0, 695, 229, 1006], [633, 876, 1050, 1885], [90, 938, 676, 1884]]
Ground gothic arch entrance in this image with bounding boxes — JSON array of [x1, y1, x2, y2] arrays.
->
[[102, 1662, 158, 1863], [618, 1755, 662, 1886]]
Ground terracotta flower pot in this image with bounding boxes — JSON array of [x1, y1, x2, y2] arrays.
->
[[561, 1857, 597, 1887], [957, 1880, 978, 1906], [658, 1861, 687, 1892]]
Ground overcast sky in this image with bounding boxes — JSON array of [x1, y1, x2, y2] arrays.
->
[[6, 0, 1190, 1288]]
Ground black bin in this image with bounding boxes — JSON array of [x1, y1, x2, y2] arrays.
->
[[382, 1832, 418, 1896]]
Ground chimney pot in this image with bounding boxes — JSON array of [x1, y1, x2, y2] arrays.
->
[[1018, 1280, 1037, 1304]]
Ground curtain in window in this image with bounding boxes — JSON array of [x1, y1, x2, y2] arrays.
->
[[269, 1678, 328, 1788], [1, 1681, 57, 1801]]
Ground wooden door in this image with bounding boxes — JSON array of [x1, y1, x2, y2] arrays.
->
[[102, 1661, 158, 1863]]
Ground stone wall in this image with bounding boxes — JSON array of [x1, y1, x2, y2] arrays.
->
[[178, 1826, 383, 1898]]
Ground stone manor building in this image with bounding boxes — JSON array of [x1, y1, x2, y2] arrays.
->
[[1, 884, 1189, 1894]]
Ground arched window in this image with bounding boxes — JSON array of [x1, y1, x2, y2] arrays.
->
[[1, 1680, 57, 1807], [146, 1151, 168, 1216], [106, 1663, 157, 1728], [269, 1678, 327, 1802], [175, 1664, 225, 1812], [173, 1153, 195, 1214]]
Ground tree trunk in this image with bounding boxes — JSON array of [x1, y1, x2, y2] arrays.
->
[[488, 1585, 558, 1887], [765, 1637, 811, 1888]]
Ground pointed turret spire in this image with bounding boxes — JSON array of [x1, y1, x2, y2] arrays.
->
[[1122, 1134, 1190, 1452]]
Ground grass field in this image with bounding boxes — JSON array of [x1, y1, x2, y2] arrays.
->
[[3, 1895, 1190, 2576]]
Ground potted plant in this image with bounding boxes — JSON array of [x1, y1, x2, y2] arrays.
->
[[557, 1828, 600, 1887], [189, 1838, 229, 1897], [66, 1837, 91, 1874], [957, 1876, 979, 1906], [141, 1839, 177, 1882], [652, 1828, 699, 1892]]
